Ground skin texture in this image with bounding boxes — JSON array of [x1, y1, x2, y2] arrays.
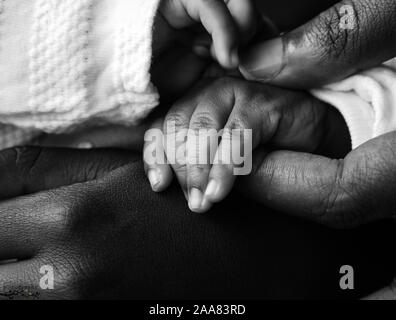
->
[[151, 0, 261, 103], [0, 147, 396, 300], [146, 74, 396, 299], [240, 0, 396, 298], [151, 0, 279, 104], [152, 0, 396, 298], [241, 0, 396, 88], [144, 78, 351, 212], [1, 0, 396, 300], [239, 132, 396, 299]]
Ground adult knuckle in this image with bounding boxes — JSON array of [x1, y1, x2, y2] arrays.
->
[[190, 111, 218, 129], [66, 193, 97, 230], [227, 116, 249, 132], [36, 189, 90, 239], [40, 192, 78, 230], [164, 112, 189, 134]]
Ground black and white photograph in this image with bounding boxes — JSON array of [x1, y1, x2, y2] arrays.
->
[[0, 0, 395, 308]]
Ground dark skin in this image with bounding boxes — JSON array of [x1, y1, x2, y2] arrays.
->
[[148, 0, 396, 298], [1, 0, 396, 300], [0, 75, 355, 300], [0, 78, 392, 300], [240, 0, 396, 299], [0, 146, 395, 300], [144, 77, 351, 212]]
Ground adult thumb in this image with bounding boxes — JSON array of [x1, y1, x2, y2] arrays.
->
[[240, 0, 396, 89]]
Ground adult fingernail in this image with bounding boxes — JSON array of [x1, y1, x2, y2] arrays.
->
[[148, 169, 162, 191], [239, 37, 284, 82], [205, 180, 219, 200], [189, 188, 203, 212]]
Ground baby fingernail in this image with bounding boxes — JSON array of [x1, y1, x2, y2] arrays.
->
[[189, 188, 203, 212], [239, 37, 284, 82], [200, 198, 213, 212], [148, 169, 161, 191], [205, 180, 219, 200]]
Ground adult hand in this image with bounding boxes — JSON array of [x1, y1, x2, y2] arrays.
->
[[239, 130, 396, 299], [0, 147, 211, 299], [237, 0, 396, 298], [143, 77, 350, 212], [143, 77, 396, 299], [0, 146, 393, 299], [0, 147, 163, 299], [240, 0, 396, 88], [0, 146, 322, 300]]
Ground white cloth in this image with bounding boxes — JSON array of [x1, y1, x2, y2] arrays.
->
[[0, 0, 160, 148], [312, 58, 396, 149]]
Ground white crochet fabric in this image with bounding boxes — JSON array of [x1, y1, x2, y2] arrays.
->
[[28, 0, 92, 126], [0, 0, 160, 147], [112, 0, 160, 112]]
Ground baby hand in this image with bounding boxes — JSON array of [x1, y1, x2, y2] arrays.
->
[[144, 78, 337, 213], [159, 0, 258, 69]]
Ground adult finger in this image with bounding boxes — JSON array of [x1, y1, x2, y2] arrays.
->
[[0, 159, 131, 262], [185, 79, 236, 212], [144, 119, 173, 192], [204, 82, 267, 204], [0, 147, 137, 200], [205, 83, 330, 204], [240, 0, 396, 88], [163, 86, 203, 200], [185, 79, 276, 211], [239, 132, 396, 229]]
